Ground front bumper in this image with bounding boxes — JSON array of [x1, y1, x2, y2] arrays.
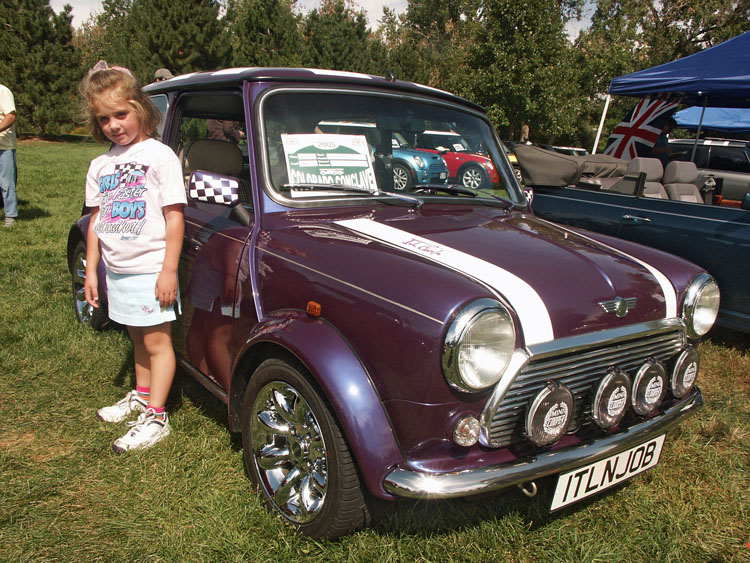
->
[[383, 388, 702, 499]]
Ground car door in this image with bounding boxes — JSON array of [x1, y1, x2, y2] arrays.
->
[[617, 196, 750, 325], [166, 93, 257, 393]]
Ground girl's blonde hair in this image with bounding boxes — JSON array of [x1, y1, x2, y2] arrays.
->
[[79, 62, 161, 145]]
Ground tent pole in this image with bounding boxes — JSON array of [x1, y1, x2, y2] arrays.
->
[[690, 95, 708, 162], [592, 94, 611, 154]]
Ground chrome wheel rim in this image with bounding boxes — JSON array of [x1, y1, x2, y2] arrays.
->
[[72, 248, 93, 324], [251, 381, 328, 523], [462, 167, 483, 189], [392, 166, 409, 190]]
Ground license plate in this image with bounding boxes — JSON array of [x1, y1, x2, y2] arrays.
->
[[550, 434, 665, 511], [440, 172, 447, 179]]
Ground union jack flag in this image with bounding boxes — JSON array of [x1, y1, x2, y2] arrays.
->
[[603, 96, 680, 160]]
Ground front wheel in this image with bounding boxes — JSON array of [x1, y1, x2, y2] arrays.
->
[[460, 165, 487, 189], [71, 240, 108, 330], [242, 358, 370, 539], [392, 163, 413, 191]]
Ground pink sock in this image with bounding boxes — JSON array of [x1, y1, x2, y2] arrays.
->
[[136, 386, 150, 402], [147, 405, 165, 415]]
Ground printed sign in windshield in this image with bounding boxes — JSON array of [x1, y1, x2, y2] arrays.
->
[[281, 134, 377, 192]]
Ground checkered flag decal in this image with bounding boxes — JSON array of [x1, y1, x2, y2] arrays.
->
[[188, 170, 239, 205]]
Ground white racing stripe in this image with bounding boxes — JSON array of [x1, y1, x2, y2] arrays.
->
[[553, 223, 677, 318], [336, 218, 555, 345]]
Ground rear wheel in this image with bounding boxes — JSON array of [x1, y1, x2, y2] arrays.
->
[[71, 240, 108, 330], [242, 358, 370, 539]]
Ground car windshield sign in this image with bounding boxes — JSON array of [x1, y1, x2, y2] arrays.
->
[[281, 133, 378, 194]]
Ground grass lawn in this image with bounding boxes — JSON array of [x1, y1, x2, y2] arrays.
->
[[1, 140, 748, 562]]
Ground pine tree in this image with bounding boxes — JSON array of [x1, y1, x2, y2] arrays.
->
[[0, 0, 79, 135], [230, 0, 306, 67]]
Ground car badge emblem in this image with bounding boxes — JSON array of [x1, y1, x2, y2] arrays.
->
[[599, 297, 637, 318]]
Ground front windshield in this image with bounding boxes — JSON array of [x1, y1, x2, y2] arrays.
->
[[261, 89, 521, 203]]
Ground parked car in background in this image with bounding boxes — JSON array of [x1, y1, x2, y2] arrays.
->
[[69, 68, 715, 538], [668, 138, 750, 202], [315, 121, 449, 191], [516, 143, 748, 331], [409, 129, 501, 188], [548, 145, 589, 157]]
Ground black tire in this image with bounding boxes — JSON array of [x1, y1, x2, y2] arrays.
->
[[241, 358, 370, 539], [71, 240, 109, 331], [392, 163, 413, 191], [460, 165, 487, 189]]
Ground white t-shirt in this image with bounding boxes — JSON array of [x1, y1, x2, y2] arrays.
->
[[0, 84, 16, 150], [85, 138, 187, 274]]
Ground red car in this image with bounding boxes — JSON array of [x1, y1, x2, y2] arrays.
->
[[412, 130, 501, 188]]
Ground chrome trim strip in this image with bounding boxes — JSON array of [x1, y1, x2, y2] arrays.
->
[[384, 388, 702, 499], [258, 247, 443, 324]]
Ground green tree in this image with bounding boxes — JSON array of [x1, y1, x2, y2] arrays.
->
[[0, 0, 79, 135], [302, 0, 383, 73], [230, 0, 305, 67]]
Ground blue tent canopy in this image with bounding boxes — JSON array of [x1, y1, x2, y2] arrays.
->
[[608, 32, 750, 108], [674, 107, 750, 132]]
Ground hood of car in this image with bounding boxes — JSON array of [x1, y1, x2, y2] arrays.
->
[[263, 205, 682, 345]]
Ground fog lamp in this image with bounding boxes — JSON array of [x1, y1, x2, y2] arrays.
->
[[526, 382, 574, 447], [453, 415, 481, 447], [632, 360, 667, 416], [592, 369, 631, 429], [671, 346, 699, 399]]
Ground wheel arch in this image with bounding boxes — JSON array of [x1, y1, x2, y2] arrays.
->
[[230, 314, 404, 499]]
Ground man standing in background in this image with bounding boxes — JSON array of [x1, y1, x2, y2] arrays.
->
[[0, 83, 18, 227]]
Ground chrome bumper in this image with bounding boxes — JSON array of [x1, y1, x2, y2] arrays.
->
[[383, 388, 702, 499]]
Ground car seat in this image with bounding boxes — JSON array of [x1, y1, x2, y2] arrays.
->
[[663, 161, 704, 203], [625, 158, 668, 199]]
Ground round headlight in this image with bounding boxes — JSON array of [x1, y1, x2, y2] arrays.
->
[[683, 274, 720, 338], [526, 382, 575, 447], [442, 299, 516, 392], [592, 369, 631, 429], [413, 155, 425, 169], [671, 346, 699, 399], [632, 360, 667, 416]]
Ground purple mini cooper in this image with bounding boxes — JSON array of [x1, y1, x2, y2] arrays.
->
[[68, 68, 719, 538]]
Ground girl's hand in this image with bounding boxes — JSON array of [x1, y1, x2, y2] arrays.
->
[[155, 271, 178, 308], [84, 272, 99, 308]]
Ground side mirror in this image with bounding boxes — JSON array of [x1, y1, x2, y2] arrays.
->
[[188, 170, 240, 206], [187, 170, 251, 226]]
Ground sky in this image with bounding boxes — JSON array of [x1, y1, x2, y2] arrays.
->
[[49, 0, 409, 31]]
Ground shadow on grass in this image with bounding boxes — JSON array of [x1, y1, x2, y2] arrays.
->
[[707, 326, 749, 353], [369, 474, 632, 537]]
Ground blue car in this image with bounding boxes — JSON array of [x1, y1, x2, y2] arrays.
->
[[316, 121, 448, 190]]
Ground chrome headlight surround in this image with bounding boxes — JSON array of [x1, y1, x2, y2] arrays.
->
[[442, 299, 517, 393], [682, 273, 720, 338]]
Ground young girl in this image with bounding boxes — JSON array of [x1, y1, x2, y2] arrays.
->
[[80, 62, 186, 453]]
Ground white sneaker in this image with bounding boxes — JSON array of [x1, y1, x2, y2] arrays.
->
[[97, 390, 147, 423], [112, 410, 170, 453]]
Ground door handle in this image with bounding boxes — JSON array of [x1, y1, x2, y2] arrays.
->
[[623, 214, 651, 224]]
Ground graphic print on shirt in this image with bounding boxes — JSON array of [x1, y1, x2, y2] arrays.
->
[[96, 162, 151, 238]]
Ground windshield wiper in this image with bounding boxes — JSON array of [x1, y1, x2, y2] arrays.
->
[[414, 183, 515, 209], [283, 183, 424, 208]]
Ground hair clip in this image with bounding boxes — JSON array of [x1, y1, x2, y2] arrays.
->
[[88, 60, 133, 77]]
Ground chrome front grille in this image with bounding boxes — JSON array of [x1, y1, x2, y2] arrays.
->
[[487, 327, 685, 448]]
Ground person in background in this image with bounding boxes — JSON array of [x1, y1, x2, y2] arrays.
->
[[80, 61, 186, 452], [154, 68, 174, 82], [650, 117, 678, 169], [207, 119, 245, 144], [0, 83, 18, 227]]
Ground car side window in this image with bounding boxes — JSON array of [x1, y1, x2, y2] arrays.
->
[[709, 146, 750, 173]]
